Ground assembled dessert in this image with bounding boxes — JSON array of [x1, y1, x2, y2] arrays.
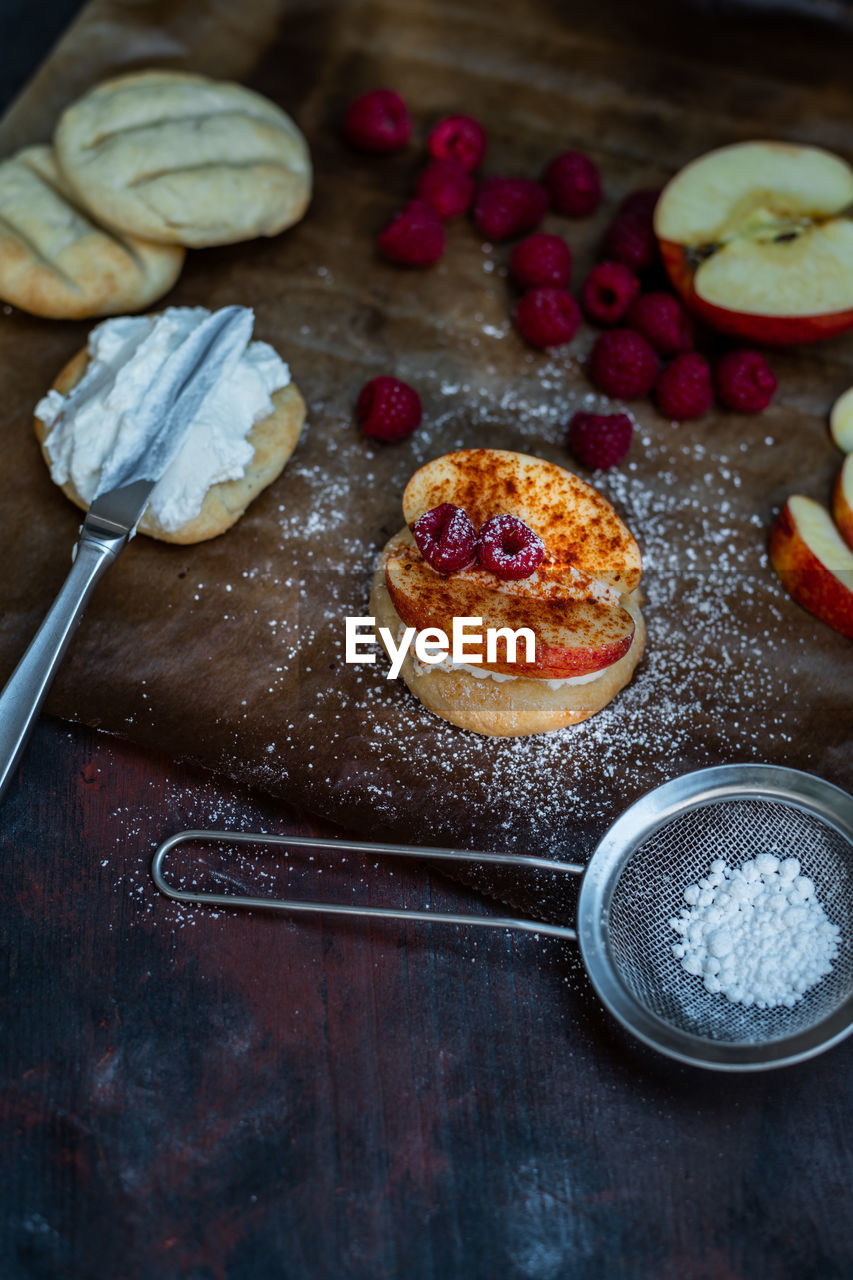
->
[[33, 306, 306, 543], [369, 449, 644, 736]]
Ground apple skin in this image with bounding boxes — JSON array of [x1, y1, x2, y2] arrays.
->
[[769, 497, 853, 640], [384, 534, 635, 678], [832, 455, 853, 550], [659, 240, 853, 346]]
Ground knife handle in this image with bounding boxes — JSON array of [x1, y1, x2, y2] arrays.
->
[[0, 521, 128, 802]]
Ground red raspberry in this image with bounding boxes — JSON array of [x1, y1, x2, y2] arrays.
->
[[588, 329, 658, 398], [619, 188, 661, 220], [427, 115, 487, 172], [626, 291, 693, 355], [542, 151, 602, 217], [478, 514, 544, 580], [602, 212, 658, 273], [413, 503, 477, 574], [581, 261, 640, 326], [343, 89, 411, 153], [714, 349, 777, 412], [473, 176, 548, 241], [510, 233, 572, 289], [357, 376, 422, 441], [415, 159, 475, 220], [378, 200, 445, 266], [655, 352, 713, 420], [514, 288, 581, 349], [567, 411, 633, 470]]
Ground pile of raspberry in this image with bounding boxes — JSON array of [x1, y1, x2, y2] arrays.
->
[[343, 89, 778, 470], [578, 189, 777, 431]]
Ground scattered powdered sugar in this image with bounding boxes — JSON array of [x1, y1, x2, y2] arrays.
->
[[670, 854, 840, 1008]]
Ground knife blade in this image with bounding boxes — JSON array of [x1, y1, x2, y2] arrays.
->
[[86, 304, 254, 535], [0, 304, 256, 800]]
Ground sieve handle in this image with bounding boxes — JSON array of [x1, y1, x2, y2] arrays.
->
[[151, 829, 584, 942]]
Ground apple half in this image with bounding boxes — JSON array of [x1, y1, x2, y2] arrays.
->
[[769, 494, 853, 638], [655, 142, 853, 344], [832, 454, 853, 550]]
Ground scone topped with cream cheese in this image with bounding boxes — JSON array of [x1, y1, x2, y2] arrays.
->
[[34, 306, 306, 544]]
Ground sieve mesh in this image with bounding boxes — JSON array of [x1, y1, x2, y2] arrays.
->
[[606, 799, 853, 1045]]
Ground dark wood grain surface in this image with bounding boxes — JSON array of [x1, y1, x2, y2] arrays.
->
[[1, 5, 852, 1280]]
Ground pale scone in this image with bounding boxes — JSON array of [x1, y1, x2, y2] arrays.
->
[[34, 308, 306, 545], [0, 145, 184, 318], [54, 70, 312, 247]]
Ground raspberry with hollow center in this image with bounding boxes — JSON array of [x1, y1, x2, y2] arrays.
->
[[413, 503, 478, 574], [602, 211, 658, 273], [655, 352, 713, 420], [581, 261, 641, 326], [510, 233, 572, 290], [343, 89, 411, 153], [357, 376, 422, 441], [378, 200, 446, 266], [415, 158, 475, 220], [427, 115, 487, 172], [626, 291, 693, 355], [478, 514, 545, 580], [515, 287, 581, 349], [715, 349, 777, 412], [567, 411, 633, 470], [543, 151, 602, 217], [473, 176, 548, 241], [588, 328, 658, 398]]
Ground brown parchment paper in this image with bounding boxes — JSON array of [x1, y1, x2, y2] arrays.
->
[[1, 0, 851, 918]]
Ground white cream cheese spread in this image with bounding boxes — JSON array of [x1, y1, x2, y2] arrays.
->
[[35, 306, 291, 532], [409, 648, 608, 688]]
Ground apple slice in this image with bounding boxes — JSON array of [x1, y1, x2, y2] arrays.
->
[[385, 531, 636, 678], [832, 454, 853, 549], [655, 142, 853, 344], [402, 449, 642, 593], [830, 386, 853, 453], [769, 495, 853, 639]]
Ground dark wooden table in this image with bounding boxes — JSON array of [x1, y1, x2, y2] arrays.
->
[[1, 8, 851, 1280]]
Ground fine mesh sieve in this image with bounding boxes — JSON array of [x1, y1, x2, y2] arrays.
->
[[151, 765, 853, 1071]]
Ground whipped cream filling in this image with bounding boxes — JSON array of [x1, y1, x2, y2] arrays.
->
[[35, 305, 291, 532], [400, 624, 610, 689], [411, 649, 608, 688]]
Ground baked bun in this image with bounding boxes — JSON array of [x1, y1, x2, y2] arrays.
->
[[0, 145, 184, 318], [54, 70, 312, 247], [34, 345, 306, 545], [370, 530, 645, 737]]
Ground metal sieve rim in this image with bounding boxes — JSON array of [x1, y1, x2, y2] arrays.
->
[[576, 764, 853, 1072]]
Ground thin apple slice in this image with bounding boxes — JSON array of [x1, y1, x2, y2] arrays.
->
[[830, 386, 853, 453], [655, 141, 853, 344], [385, 532, 635, 678], [769, 495, 853, 639], [402, 449, 642, 593], [832, 454, 853, 550]]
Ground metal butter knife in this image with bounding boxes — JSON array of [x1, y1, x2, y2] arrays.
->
[[0, 304, 254, 801]]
